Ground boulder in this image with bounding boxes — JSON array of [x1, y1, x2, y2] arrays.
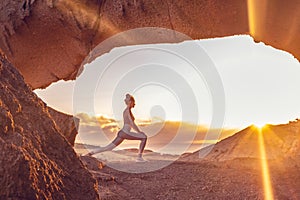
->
[[48, 107, 79, 146], [0, 54, 99, 199]]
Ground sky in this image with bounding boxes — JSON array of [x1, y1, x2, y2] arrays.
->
[[35, 35, 300, 129]]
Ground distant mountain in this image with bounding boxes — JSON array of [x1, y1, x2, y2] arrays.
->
[[75, 143, 99, 150], [75, 143, 154, 154], [182, 119, 300, 161]]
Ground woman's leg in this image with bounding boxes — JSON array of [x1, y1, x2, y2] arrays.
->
[[89, 132, 125, 155], [119, 131, 147, 156]]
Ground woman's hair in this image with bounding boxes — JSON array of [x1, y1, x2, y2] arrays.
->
[[124, 94, 135, 120], [124, 93, 135, 104]]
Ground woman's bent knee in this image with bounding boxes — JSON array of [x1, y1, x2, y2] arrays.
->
[[141, 132, 147, 138], [142, 134, 147, 140], [117, 130, 126, 138]]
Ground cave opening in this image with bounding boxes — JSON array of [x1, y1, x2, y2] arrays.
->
[[34, 35, 300, 154]]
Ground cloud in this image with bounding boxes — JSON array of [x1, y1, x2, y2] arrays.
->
[[76, 113, 118, 128], [75, 113, 239, 154]]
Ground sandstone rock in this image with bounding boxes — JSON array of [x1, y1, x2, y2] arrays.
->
[[80, 155, 105, 171], [1, 0, 298, 89], [0, 54, 99, 199], [48, 107, 79, 146]]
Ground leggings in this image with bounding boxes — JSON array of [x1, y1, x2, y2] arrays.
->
[[112, 131, 147, 154], [92, 130, 147, 155]]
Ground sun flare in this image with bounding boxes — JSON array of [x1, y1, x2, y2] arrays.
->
[[254, 122, 266, 129], [247, 0, 256, 37], [257, 127, 274, 200]]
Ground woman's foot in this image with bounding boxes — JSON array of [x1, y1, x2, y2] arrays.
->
[[83, 151, 95, 156], [83, 146, 104, 156], [136, 156, 148, 162]]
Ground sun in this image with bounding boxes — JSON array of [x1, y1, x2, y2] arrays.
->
[[254, 122, 266, 129]]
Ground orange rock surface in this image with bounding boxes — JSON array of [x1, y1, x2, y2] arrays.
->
[[0, 0, 298, 89]]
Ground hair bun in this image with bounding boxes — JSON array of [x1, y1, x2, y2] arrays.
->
[[124, 94, 132, 102], [124, 94, 135, 104]]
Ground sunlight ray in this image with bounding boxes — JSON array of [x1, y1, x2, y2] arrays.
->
[[263, 126, 285, 144], [258, 127, 274, 200], [247, 0, 268, 38], [231, 126, 256, 153], [285, 12, 300, 47], [247, 0, 256, 37], [56, 0, 100, 29], [54, 0, 131, 44], [263, 126, 299, 198], [100, 18, 124, 37]]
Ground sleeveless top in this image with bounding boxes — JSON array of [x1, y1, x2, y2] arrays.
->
[[121, 108, 134, 134]]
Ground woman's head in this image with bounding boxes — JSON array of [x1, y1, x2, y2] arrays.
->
[[124, 94, 135, 108]]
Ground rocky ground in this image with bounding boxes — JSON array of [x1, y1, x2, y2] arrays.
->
[[79, 122, 300, 200], [80, 153, 300, 200], [98, 159, 262, 200]]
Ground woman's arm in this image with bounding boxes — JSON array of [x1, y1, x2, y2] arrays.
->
[[126, 110, 142, 133], [132, 121, 142, 133]]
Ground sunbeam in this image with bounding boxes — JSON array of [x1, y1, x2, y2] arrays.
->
[[55, 0, 100, 30], [257, 126, 274, 200], [247, 0, 256, 37], [247, 0, 268, 39]]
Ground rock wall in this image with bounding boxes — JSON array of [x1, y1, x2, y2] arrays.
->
[[0, 0, 299, 89], [0, 53, 99, 199], [48, 107, 79, 146]]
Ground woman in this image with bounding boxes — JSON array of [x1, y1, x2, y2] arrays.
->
[[86, 94, 148, 162]]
